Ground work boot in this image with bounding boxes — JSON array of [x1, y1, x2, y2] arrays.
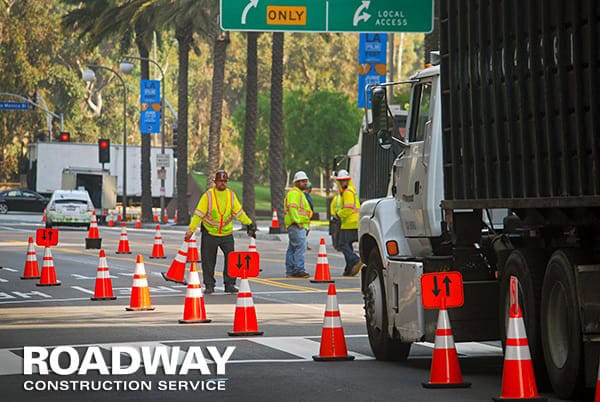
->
[[224, 285, 239, 294], [349, 261, 364, 277], [204, 286, 214, 295]]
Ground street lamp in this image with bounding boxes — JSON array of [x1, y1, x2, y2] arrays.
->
[[82, 65, 128, 221], [120, 56, 167, 223]]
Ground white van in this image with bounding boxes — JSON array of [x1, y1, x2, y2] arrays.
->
[[45, 190, 95, 228]]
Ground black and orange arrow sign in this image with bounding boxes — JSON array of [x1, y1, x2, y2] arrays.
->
[[420, 271, 464, 309]]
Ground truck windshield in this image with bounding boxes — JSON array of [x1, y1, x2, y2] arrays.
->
[[409, 82, 432, 142]]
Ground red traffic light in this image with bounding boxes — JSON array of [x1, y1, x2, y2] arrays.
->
[[99, 139, 109, 149], [59, 132, 70, 142], [98, 138, 110, 163]]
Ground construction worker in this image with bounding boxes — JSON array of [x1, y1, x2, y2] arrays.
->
[[332, 169, 363, 276], [284, 171, 313, 278], [185, 170, 255, 294]]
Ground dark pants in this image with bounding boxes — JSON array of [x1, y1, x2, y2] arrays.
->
[[339, 229, 360, 273], [200, 231, 235, 288]]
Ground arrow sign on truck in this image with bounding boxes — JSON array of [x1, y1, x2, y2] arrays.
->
[[420, 271, 464, 309]]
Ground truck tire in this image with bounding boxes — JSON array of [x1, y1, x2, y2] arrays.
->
[[498, 249, 549, 389], [363, 249, 411, 361], [541, 250, 584, 400]]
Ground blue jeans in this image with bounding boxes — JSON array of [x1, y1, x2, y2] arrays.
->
[[285, 224, 307, 274], [340, 229, 360, 273]]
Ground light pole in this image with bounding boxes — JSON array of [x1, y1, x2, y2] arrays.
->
[[82, 65, 128, 221], [120, 56, 166, 223]]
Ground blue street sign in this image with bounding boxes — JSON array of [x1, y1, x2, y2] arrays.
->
[[0, 101, 29, 110], [140, 80, 160, 104], [140, 109, 160, 134], [358, 33, 387, 108], [359, 33, 387, 64]]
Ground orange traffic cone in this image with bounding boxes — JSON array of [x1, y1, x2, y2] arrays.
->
[[493, 277, 545, 401], [91, 249, 116, 301], [126, 254, 155, 311], [313, 283, 354, 361], [134, 214, 142, 229], [41, 209, 46, 223], [187, 234, 200, 263], [153, 209, 159, 222], [228, 278, 263, 336], [162, 239, 188, 284], [107, 213, 115, 227], [87, 211, 100, 239], [311, 238, 334, 283], [594, 357, 599, 402], [116, 222, 132, 254], [150, 225, 166, 259], [37, 247, 61, 286], [269, 208, 280, 234], [117, 207, 122, 221], [163, 209, 169, 224], [422, 299, 470, 388], [179, 262, 211, 324], [248, 236, 257, 252], [21, 236, 40, 279], [174, 210, 178, 224]]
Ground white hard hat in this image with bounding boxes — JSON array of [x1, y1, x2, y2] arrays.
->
[[293, 170, 309, 182], [336, 169, 350, 180]]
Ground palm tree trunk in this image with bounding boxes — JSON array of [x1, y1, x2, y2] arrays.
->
[[175, 23, 192, 226], [207, 31, 230, 188], [269, 32, 285, 223], [242, 31, 259, 221]]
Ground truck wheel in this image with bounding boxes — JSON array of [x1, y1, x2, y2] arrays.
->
[[541, 250, 584, 400], [498, 249, 549, 389], [363, 249, 411, 361]]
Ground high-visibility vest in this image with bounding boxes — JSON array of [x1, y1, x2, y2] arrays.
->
[[284, 187, 312, 228], [335, 181, 360, 230], [189, 188, 251, 236]]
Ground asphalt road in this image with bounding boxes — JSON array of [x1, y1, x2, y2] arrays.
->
[[0, 213, 590, 401]]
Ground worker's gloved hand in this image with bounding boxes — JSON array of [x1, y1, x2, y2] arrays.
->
[[246, 222, 257, 237]]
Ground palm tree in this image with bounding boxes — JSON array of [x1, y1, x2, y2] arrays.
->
[[242, 32, 260, 221], [269, 32, 285, 222]]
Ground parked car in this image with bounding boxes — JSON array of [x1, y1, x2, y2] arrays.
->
[[45, 190, 95, 228], [0, 189, 49, 214]]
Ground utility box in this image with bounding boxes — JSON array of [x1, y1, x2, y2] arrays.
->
[[61, 168, 117, 213]]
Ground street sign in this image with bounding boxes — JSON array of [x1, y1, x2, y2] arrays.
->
[[221, 0, 433, 32], [358, 33, 387, 108], [141, 80, 161, 104], [0, 101, 29, 110], [420, 271, 464, 309], [155, 154, 171, 168], [227, 251, 260, 278], [36, 228, 59, 247], [140, 106, 160, 134], [157, 167, 166, 180]]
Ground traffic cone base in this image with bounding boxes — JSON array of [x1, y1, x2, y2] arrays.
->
[[228, 278, 263, 336], [311, 238, 334, 283], [21, 236, 40, 279], [312, 284, 354, 361], [91, 250, 116, 301]]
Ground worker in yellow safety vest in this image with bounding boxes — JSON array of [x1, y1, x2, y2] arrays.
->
[[185, 170, 255, 294], [284, 170, 313, 278], [331, 169, 363, 276]]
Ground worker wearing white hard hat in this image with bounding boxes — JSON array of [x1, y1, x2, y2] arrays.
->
[[331, 169, 363, 276], [284, 170, 313, 278]]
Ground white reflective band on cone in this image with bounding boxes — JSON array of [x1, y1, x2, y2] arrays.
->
[[96, 270, 111, 279], [186, 288, 204, 298], [434, 334, 455, 349], [239, 279, 251, 293], [323, 316, 343, 328], [236, 297, 255, 308], [507, 316, 528, 339], [134, 263, 146, 275], [325, 295, 339, 312], [436, 309, 451, 330], [132, 278, 148, 287], [505, 345, 532, 360], [187, 272, 201, 285]]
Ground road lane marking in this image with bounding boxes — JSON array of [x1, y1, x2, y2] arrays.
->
[[71, 286, 94, 295]]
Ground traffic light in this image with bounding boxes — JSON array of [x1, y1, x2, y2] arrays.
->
[[172, 123, 178, 158], [59, 132, 70, 142], [98, 138, 110, 164]]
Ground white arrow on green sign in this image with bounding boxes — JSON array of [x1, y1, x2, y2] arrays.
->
[[220, 0, 433, 33]]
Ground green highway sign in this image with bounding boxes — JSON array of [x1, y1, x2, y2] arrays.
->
[[220, 0, 433, 33]]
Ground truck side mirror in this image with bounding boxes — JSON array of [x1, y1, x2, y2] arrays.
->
[[371, 86, 388, 134], [377, 130, 393, 150]]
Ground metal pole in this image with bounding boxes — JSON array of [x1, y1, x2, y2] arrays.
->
[[124, 55, 166, 223]]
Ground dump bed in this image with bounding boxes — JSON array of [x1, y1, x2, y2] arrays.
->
[[440, 0, 600, 210]]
